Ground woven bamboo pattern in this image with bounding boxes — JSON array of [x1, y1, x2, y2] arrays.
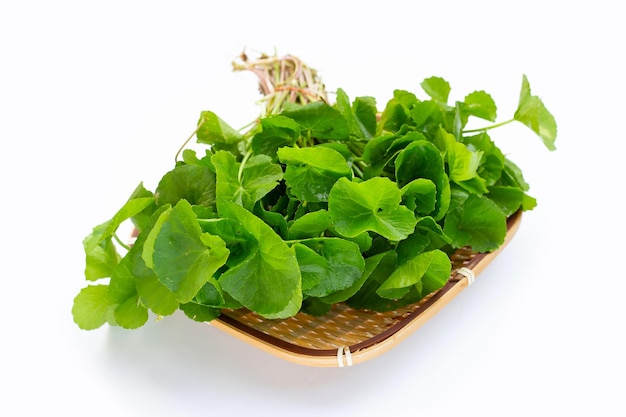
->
[[211, 211, 522, 366], [220, 246, 477, 350]]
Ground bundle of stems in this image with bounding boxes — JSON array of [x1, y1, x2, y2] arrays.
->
[[232, 51, 329, 116]]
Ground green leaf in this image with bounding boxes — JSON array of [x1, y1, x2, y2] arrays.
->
[[72, 285, 113, 330], [251, 115, 300, 157], [253, 202, 289, 239], [198, 217, 259, 268], [377, 249, 450, 300], [443, 193, 507, 252], [281, 101, 349, 141], [463, 90, 497, 122], [300, 297, 333, 317], [436, 128, 483, 183], [317, 142, 353, 161], [421, 76, 451, 103], [487, 185, 525, 216], [514, 75, 557, 151], [196, 110, 244, 145], [82, 192, 154, 281], [346, 252, 396, 307], [108, 255, 140, 319], [128, 182, 158, 232], [393, 89, 420, 111], [127, 207, 180, 317], [212, 151, 283, 211], [336, 88, 362, 139], [328, 177, 417, 241], [420, 250, 452, 295], [378, 97, 409, 134], [293, 243, 324, 291], [101, 196, 155, 242], [396, 216, 451, 259], [521, 193, 537, 211], [362, 133, 398, 166], [395, 140, 451, 220], [195, 278, 225, 307], [288, 209, 331, 239], [114, 294, 149, 329], [134, 269, 180, 317], [181, 148, 215, 170], [143, 200, 229, 303], [410, 100, 444, 131], [455, 176, 489, 195], [141, 205, 171, 270], [263, 289, 303, 320], [278, 146, 351, 203], [328, 229, 373, 253], [363, 130, 427, 178], [296, 238, 365, 298], [180, 302, 221, 322], [156, 164, 217, 208], [462, 132, 505, 187], [83, 224, 121, 281], [500, 158, 530, 191], [240, 155, 285, 203], [335, 89, 377, 139], [217, 201, 302, 318], [353, 96, 378, 137], [401, 179, 437, 215], [347, 250, 429, 312], [321, 250, 390, 304]]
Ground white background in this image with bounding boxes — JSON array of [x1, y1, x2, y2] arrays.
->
[[2, 1, 624, 415]]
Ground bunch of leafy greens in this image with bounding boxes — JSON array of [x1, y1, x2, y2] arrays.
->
[[72, 56, 556, 330]]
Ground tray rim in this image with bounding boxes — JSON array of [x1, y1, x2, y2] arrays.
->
[[209, 210, 523, 367]]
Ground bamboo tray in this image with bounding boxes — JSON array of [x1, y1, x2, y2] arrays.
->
[[210, 210, 522, 367]]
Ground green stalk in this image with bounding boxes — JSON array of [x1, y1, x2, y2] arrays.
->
[[174, 122, 203, 163], [238, 150, 252, 182], [113, 233, 131, 251], [462, 118, 515, 134]]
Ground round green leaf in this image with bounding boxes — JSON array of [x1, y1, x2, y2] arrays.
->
[[278, 146, 351, 202], [443, 194, 507, 252], [72, 285, 112, 330], [328, 177, 416, 241]]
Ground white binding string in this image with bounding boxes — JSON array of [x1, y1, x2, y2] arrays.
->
[[457, 267, 475, 286], [337, 346, 353, 367]]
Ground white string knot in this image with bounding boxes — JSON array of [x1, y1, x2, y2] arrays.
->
[[337, 346, 353, 367], [457, 267, 476, 286]]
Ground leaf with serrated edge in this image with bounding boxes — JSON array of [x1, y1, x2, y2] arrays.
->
[[514, 75, 557, 151], [464, 90, 497, 122], [329, 177, 416, 241], [217, 201, 302, 317], [145, 200, 229, 303], [421, 76, 451, 103]]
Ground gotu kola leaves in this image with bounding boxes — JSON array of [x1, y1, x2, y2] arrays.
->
[[328, 177, 417, 241], [73, 58, 557, 331], [217, 200, 302, 318], [278, 146, 352, 203], [142, 199, 229, 303], [514, 75, 557, 151]]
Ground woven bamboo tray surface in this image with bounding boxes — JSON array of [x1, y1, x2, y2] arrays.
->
[[211, 211, 522, 367], [219, 247, 476, 351]]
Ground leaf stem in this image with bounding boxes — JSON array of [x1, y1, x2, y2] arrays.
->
[[175, 122, 203, 163], [238, 150, 252, 183], [462, 118, 514, 134], [233, 52, 328, 116], [113, 233, 131, 251]]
